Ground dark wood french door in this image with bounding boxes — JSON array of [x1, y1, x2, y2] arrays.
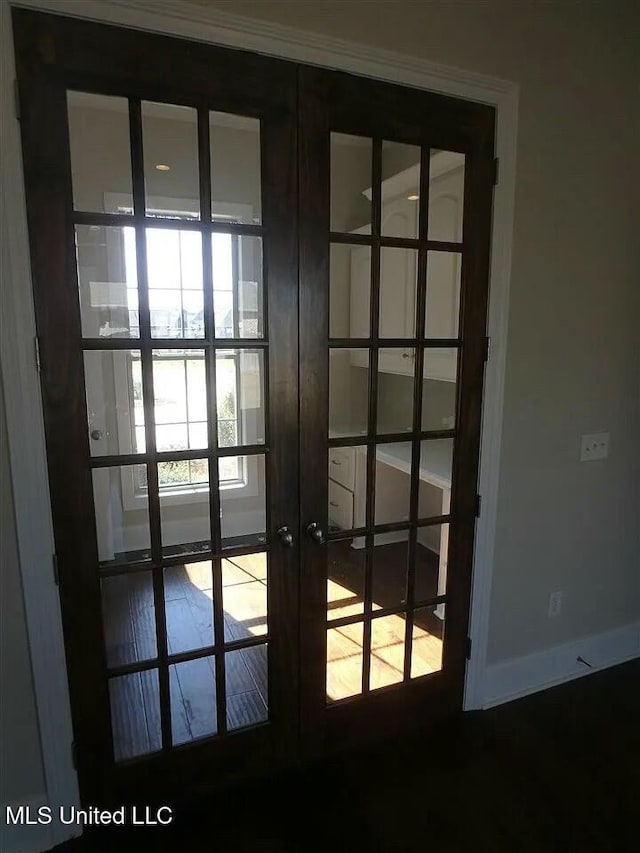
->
[[14, 9, 494, 804], [13, 9, 300, 804], [297, 68, 494, 753]]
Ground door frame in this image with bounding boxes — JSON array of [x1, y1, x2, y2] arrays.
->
[[1, 0, 517, 847]]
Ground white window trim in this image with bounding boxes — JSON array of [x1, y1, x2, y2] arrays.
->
[[102, 192, 261, 510]]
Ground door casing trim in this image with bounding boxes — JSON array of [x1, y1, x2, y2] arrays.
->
[[2, 1, 517, 842]]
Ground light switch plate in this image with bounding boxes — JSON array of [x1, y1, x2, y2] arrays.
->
[[580, 432, 609, 462]]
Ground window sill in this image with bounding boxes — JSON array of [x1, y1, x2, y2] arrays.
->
[[123, 479, 247, 512]]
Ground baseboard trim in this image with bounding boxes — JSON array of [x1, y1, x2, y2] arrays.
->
[[482, 621, 640, 709]]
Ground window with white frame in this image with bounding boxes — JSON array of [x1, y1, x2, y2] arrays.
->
[[118, 210, 251, 492]]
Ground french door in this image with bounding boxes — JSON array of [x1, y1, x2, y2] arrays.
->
[[14, 9, 494, 803], [298, 68, 494, 752]]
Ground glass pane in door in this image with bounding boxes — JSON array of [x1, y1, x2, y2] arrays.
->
[[109, 671, 161, 761], [84, 350, 145, 456], [158, 459, 211, 558], [92, 465, 151, 565], [415, 523, 450, 602], [75, 225, 139, 339], [330, 133, 372, 234], [222, 553, 268, 642], [374, 442, 412, 525], [225, 646, 269, 730], [422, 349, 458, 428], [146, 228, 204, 338], [379, 247, 418, 338], [215, 349, 266, 447], [326, 539, 366, 621], [67, 92, 133, 213], [329, 349, 369, 438], [381, 140, 421, 239], [153, 350, 208, 451], [371, 533, 409, 610], [170, 656, 217, 745], [164, 561, 214, 654], [212, 234, 264, 339], [411, 604, 445, 678], [377, 349, 415, 434], [427, 151, 465, 243], [210, 112, 262, 224], [425, 251, 462, 339], [142, 102, 200, 220], [330, 243, 371, 339], [369, 613, 406, 690], [101, 572, 156, 667], [326, 622, 364, 702]]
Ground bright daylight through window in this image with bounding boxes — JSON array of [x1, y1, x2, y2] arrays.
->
[[122, 223, 243, 489]]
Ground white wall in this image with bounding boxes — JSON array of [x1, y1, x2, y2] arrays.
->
[[0, 377, 46, 807]]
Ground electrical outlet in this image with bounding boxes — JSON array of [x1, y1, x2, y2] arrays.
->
[[548, 590, 563, 618], [580, 432, 609, 462]]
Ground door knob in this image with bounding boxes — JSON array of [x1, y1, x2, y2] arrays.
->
[[90, 429, 104, 441], [276, 526, 294, 548], [306, 522, 326, 545]]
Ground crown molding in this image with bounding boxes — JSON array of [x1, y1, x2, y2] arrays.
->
[[13, 0, 517, 105]]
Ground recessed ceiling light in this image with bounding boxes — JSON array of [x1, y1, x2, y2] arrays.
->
[[407, 193, 419, 201], [155, 164, 171, 171]]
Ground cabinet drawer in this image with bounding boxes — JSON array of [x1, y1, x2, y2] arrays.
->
[[328, 446, 355, 491], [328, 479, 354, 532]]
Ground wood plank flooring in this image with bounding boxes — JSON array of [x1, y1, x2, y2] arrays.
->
[[104, 553, 270, 757], [56, 658, 640, 852], [104, 542, 442, 755], [326, 540, 443, 699]]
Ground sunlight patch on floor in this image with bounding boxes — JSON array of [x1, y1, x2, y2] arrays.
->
[[326, 609, 443, 701]]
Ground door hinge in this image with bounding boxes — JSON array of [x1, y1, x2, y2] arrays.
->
[[71, 740, 78, 770], [493, 157, 499, 186], [52, 554, 60, 586], [34, 336, 42, 374], [475, 494, 482, 518], [483, 336, 491, 362], [14, 79, 20, 121], [466, 637, 472, 660]]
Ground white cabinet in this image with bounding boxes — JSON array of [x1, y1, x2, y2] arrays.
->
[[327, 446, 366, 534], [328, 479, 353, 531], [348, 151, 464, 382]]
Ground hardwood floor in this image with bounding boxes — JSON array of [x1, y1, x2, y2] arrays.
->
[[104, 553, 270, 757], [56, 658, 640, 852], [326, 539, 443, 699], [105, 542, 443, 754]]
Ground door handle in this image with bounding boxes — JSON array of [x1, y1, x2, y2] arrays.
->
[[276, 526, 294, 548], [306, 522, 326, 545]]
